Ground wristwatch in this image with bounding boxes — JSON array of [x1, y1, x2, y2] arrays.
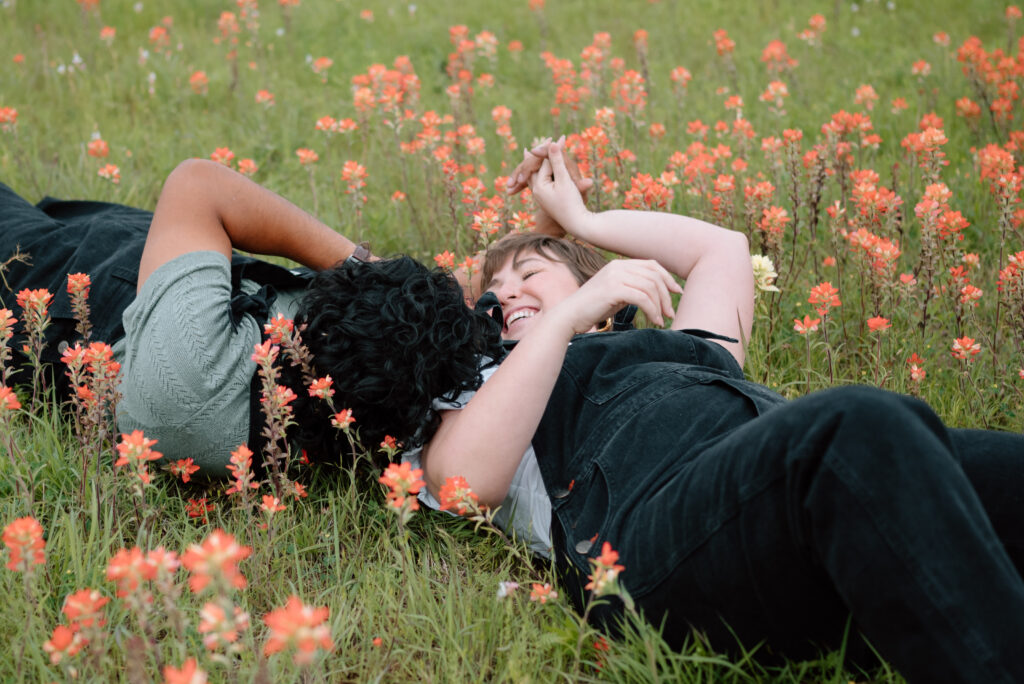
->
[[344, 242, 373, 265]]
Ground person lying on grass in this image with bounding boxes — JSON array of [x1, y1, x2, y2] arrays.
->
[[3, 147, 1023, 682], [0, 165, 453, 477], [303, 141, 1024, 684], [0, 149, 592, 474]]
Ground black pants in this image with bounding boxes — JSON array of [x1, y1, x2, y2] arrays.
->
[[0, 181, 150, 394], [536, 332, 1024, 683]]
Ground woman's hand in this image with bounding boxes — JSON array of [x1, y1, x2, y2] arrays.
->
[[527, 142, 595, 240], [507, 137, 593, 237], [549, 259, 682, 335]]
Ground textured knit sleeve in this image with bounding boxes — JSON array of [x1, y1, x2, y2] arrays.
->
[[115, 251, 260, 476]]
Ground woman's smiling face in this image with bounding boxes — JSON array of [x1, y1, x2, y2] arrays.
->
[[486, 250, 583, 340]]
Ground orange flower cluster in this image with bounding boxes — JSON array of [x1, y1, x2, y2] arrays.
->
[[3, 516, 45, 572], [438, 475, 483, 517], [114, 430, 163, 485], [262, 595, 334, 664], [352, 58, 421, 121], [808, 281, 842, 316], [181, 529, 252, 594], [584, 541, 625, 597], [379, 461, 424, 519], [761, 40, 797, 73], [951, 336, 982, 361]]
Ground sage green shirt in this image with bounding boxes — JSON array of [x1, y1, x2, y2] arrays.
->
[[113, 251, 303, 476]]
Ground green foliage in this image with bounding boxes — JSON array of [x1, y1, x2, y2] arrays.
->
[[1, 0, 1020, 680]]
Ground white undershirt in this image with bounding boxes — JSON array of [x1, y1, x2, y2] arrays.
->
[[404, 364, 553, 558]]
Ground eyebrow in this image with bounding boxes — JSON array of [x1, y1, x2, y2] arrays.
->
[[486, 256, 544, 290]]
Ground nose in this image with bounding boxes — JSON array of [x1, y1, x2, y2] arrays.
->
[[494, 278, 519, 307]]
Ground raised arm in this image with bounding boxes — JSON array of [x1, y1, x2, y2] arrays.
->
[[423, 258, 680, 507], [138, 158, 362, 292], [528, 143, 754, 366]]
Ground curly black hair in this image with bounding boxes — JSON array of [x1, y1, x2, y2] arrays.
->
[[286, 257, 504, 466]]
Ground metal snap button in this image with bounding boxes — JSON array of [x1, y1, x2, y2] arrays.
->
[[574, 538, 593, 554]]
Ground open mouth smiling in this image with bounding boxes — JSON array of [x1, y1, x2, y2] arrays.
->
[[504, 308, 537, 331]]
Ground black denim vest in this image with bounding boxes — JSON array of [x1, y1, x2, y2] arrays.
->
[[527, 328, 786, 608]]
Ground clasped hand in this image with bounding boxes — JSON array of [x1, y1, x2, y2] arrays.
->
[[550, 258, 681, 335]]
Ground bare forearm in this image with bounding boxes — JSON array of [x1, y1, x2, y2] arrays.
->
[[424, 317, 574, 507], [574, 209, 745, 280], [187, 159, 356, 268], [141, 159, 357, 291]]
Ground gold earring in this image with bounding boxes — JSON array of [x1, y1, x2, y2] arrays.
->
[[595, 317, 614, 333]]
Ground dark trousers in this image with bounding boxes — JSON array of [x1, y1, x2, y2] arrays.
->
[[592, 386, 1024, 683]]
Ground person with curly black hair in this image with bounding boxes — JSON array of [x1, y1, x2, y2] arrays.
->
[[343, 141, 1024, 683], [0, 160, 489, 474], [287, 257, 503, 467]]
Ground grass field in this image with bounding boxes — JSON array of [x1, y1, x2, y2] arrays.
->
[[1, 0, 1022, 681]]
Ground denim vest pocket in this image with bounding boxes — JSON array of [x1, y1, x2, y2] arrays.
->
[[551, 459, 611, 572]]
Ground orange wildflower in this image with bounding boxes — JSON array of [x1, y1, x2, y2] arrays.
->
[[262, 595, 334, 664], [43, 625, 84, 665], [314, 116, 337, 133], [311, 56, 333, 76], [97, 163, 120, 183], [17, 288, 53, 317], [853, 84, 879, 111], [295, 148, 319, 165], [199, 600, 249, 651], [225, 444, 258, 496], [808, 282, 841, 315], [166, 458, 200, 483], [331, 409, 356, 430], [181, 529, 252, 594], [793, 315, 821, 335], [0, 386, 21, 412], [237, 159, 258, 177], [63, 588, 109, 629], [434, 250, 456, 268], [250, 339, 279, 365], [951, 336, 981, 361], [341, 160, 368, 193], [866, 316, 891, 332], [66, 272, 91, 296], [189, 70, 209, 95], [308, 375, 334, 400], [106, 547, 156, 597], [87, 139, 109, 158], [379, 461, 422, 523], [529, 583, 558, 604], [163, 658, 208, 684], [261, 495, 286, 514], [0, 106, 17, 132], [209, 147, 234, 166], [585, 541, 625, 596], [114, 430, 163, 484], [438, 476, 484, 517], [185, 497, 215, 523], [3, 516, 45, 572]]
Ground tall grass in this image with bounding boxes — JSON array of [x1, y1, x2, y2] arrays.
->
[[1, 0, 1021, 680]]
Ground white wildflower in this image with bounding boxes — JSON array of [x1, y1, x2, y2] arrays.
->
[[751, 254, 780, 294]]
